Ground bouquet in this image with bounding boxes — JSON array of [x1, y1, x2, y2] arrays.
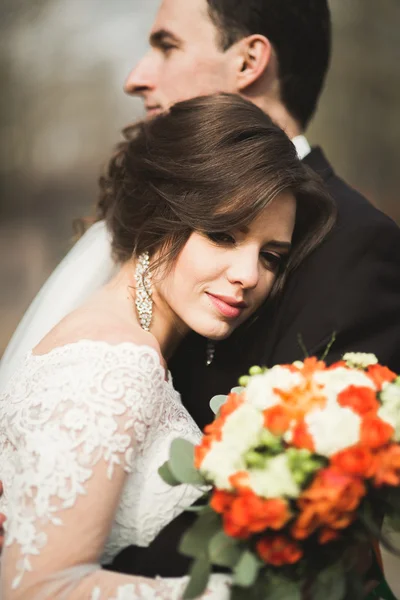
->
[[159, 353, 400, 600]]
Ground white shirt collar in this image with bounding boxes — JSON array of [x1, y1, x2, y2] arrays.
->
[[292, 135, 311, 160]]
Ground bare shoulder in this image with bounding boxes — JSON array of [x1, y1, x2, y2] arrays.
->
[[33, 305, 162, 362]]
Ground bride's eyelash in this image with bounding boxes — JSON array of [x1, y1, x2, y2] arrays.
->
[[260, 251, 286, 271], [204, 232, 236, 245]]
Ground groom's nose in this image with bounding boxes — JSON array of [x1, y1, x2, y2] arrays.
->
[[124, 53, 156, 96]]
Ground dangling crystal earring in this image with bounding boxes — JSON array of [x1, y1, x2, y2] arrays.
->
[[206, 340, 215, 366], [135, 251, 153, 331]]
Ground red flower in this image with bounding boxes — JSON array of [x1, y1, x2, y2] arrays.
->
[[291, 419, 315, 451], [256, 535, 303, 566], [222, 490, 291, 539], [373, 445, 400, 487], [291, 467, 366, 540], [338, 386, 379, 416], [367, 365, 396, 389], [360, 415, 394, 449], [331, 446, 376, 478], [263, 405, 291, 435], [210, 489, 235, 513]]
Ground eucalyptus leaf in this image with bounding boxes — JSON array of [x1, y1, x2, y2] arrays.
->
[[179, 510, 221, 558], [310, 563, 346, 600], [169, 438, 206, 485], [208, 530, 242, 567], [263, 574, 302, 600], [209, 394, 227, 415], [233, 550, 260, 587], [183, 556, 211, 600], [158, 461, 180, 486]]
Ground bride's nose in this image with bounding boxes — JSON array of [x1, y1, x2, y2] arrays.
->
[[226, 249, 260, 289]]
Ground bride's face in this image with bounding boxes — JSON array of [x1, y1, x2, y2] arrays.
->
[[155, 191, 296, 340]]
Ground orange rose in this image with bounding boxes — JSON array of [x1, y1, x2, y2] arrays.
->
[[331, 446, 376, 478], [367, 365, 396, 389], [292, 467, 366, 539], [319, 527, 341, 544], [210, 489, 235, 514], [222, 491, 291, 538], [291, 419, 315, 452], [302, 357, 326, 375], [373, 445, 400, 487], [338, 386, 379, 416], [263, 405, 291, 435], [219, 392, 244, 419], [256, 535, 303, 566], [360, 415, 394, 449]]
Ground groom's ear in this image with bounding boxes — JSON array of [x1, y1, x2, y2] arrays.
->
[[234, 34, 273, 92]]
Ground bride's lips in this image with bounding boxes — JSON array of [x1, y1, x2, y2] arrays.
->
[[206, 293, 248, 319]]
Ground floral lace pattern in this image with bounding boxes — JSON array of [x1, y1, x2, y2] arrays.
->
[[92, 575, 231, 599], [0, 340, 202, 593]]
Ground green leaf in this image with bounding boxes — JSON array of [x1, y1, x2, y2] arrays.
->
[[208, 530, 242, 568], [169, 438, 205, 485], [179, 510, 221, 558], [183, 556, 211, 600], [158, 461, 180, 486], [210, 394, 227, 415], [310, 563, 346, 600], [263, 575, 302, 600], [233, 550, 261, 587]]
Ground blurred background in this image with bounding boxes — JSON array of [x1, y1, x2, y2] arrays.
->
[[0, 0, 399, 355]]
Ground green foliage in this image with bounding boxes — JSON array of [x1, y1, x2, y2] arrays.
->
[[262, 573, 302, 600], [169, 438, 206, 485], [182, 556, 211, 599], [310, 563, 346, 600], [210, 394, 227, 415], [179, 509, 220, 558], [208, 531, 242, 568], [158, 461, 180, 486], [233, 550, 261, 587]]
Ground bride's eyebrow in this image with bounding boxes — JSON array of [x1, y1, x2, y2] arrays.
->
[[265, 240, 292, 252]]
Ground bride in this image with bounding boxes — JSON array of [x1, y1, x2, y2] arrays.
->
[[0, 93, 334, 599]]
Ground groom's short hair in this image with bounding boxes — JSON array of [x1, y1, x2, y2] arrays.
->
[[206, 0, 331, 129]]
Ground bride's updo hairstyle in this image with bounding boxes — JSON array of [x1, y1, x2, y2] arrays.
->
[[98, 93, 335, 297]]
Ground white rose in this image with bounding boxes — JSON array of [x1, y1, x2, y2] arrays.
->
[[378, 383, 400, 441], [199, 441, 246, 489], [248, 454, 300, 499], [221, 404, 264, 453], [245, 366, 302, 410], [200, 404, 263, 489], [305, 404, 361, 457]]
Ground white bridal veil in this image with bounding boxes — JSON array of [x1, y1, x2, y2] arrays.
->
[[0, 221, 116, 389]]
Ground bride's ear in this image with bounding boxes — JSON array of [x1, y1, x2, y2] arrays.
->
[[235, 34, 273, 92]]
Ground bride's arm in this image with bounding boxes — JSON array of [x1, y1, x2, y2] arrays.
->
[[2, 457, 229, 600], [0, 344, 230, 599]]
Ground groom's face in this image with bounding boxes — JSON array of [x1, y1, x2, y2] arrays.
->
[[125, 0, 239, 117]]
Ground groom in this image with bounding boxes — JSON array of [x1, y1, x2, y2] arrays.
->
[[121, 0, 400, 430]]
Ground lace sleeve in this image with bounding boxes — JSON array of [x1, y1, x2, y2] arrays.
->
[[0, 341, 231, 600]]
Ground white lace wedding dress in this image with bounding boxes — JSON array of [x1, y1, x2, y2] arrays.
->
[[0, 340, 231, 599]]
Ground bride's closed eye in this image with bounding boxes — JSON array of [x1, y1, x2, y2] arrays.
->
[[205, 232, 236, 245], [260, 251, 286, 272]]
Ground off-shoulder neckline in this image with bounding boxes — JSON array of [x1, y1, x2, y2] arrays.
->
[[29, 339, 173, 385]]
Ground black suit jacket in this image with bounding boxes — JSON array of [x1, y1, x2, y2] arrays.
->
[[107, 147, 400, 577]]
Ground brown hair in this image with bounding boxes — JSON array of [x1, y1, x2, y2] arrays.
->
[[97, 93, 335, 298]]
